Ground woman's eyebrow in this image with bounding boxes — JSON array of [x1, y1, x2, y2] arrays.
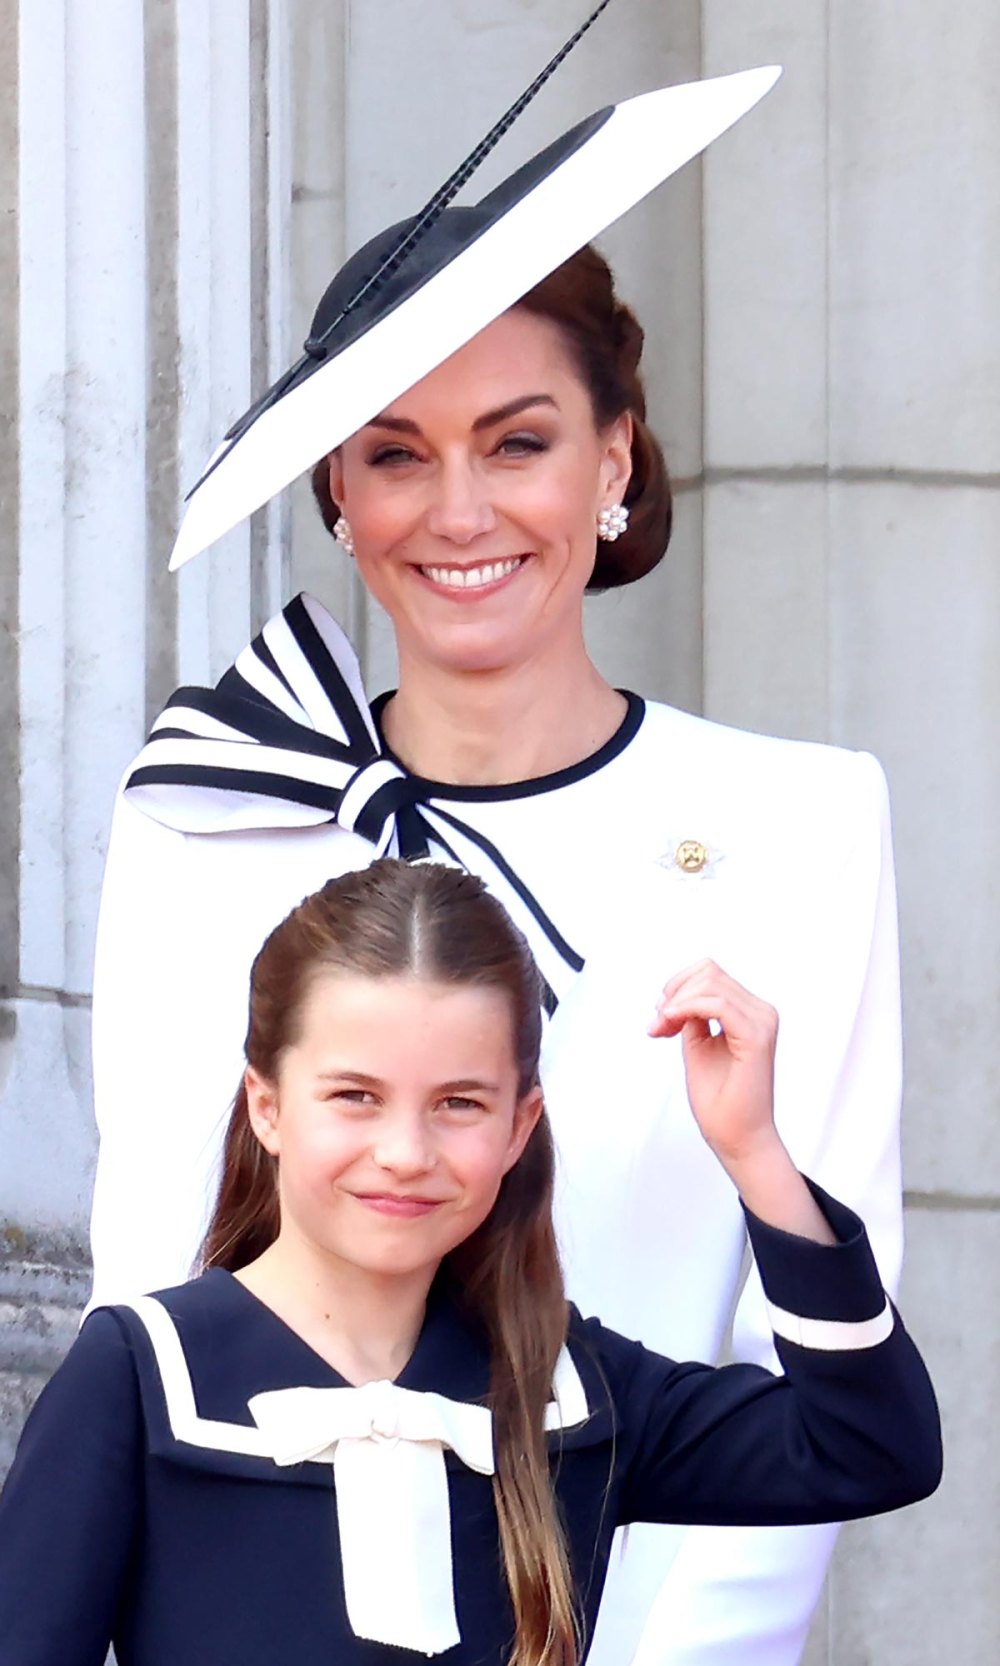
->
[[365, 394, 559, 438], [471, 395, 559, 432]]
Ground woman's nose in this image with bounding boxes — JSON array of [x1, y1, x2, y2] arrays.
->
[[425, 461, 497, 545]]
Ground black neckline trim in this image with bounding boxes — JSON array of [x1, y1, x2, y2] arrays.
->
[[368, 689, 646, 803]]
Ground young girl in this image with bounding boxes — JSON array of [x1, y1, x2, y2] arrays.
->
[[0, 861, 939, 1666]]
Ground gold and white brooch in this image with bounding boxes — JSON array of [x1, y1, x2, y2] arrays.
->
[[657, 837, 725, 880]]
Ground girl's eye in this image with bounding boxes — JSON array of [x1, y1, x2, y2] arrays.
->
[[440, 1096, 486, 1115], [496, 432, 549, 458], [329, 1089, 377, 1110]]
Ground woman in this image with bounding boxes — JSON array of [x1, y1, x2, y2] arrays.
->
[[5, 864, 938, 1666], [90, 62, 900, 1666]]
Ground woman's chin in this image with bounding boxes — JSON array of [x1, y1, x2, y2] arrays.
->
[[403, 620, 537, 679]]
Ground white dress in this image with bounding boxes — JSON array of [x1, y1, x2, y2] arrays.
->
[[90, 595, 902, 1666]]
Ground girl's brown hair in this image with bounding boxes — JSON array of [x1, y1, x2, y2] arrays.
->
[[310, 241, 672, 593], [201, 859, 579, 1666]]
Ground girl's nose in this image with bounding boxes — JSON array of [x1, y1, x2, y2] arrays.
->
[[425, 461, 497, 545], [372, 1112, 435, 1178]]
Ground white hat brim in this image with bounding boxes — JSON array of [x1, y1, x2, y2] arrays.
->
[[170, 65, 780, 571]]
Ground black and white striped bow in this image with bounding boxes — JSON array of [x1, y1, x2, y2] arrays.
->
[[125, 593, 582, 1010]]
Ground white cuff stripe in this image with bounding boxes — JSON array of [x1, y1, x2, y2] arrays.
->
[[767, 1293, 894, 1352]]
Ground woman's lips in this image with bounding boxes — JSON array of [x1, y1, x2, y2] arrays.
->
[[351, 1192, 447, 1218], [415, 554, 528, 597]]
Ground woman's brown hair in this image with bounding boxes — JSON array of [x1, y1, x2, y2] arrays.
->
[[310, 240, 672, 593], [201, 859, 579, 1666]]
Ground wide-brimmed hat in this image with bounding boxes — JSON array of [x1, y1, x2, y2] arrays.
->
[[169, 5, 779, 570]]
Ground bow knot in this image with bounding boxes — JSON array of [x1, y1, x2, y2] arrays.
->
[[338, 756, 424, 846], [248, 1378, 495, 1474], [247, 1379, 494, 1655], [365, 1377, 403, 1443]]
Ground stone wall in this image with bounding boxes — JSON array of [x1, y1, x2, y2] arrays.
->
[[1, 2, 997, 1659]]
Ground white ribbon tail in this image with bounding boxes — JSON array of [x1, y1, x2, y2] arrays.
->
[[335, 1436, 461, 1656]]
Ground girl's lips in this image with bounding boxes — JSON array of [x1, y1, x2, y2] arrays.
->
[[351, 1192, 446, 1218]]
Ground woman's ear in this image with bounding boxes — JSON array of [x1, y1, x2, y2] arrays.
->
[[245, 1068, 281, 1158], [599, 410, 633, 509], [503, 1086, 545, 1174], [327, 449, 345, 510]]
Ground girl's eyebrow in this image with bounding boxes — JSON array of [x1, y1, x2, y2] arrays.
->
[[315, 1070, 383, 1088], [315, 1069, 501, 1094], [437, 1077, 501, 1095], [365, 394, 559, 439]]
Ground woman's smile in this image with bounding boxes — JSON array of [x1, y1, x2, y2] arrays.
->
[[414, 554, 529, 598]]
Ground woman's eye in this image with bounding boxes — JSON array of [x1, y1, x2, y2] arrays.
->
[[496, 432, 549, 458], [367, 444, 419, 467], [329, 1089, 377, 1109], [440, 1096, 486, 1114]]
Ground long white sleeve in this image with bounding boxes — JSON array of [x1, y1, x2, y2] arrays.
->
[[626, 752, 902, 1666]]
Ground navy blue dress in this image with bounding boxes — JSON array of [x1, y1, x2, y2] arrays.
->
[[0, 1185, 940, 1665]]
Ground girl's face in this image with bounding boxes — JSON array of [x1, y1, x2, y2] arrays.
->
[[327, 308, 632, 677], [246, 972, 541, 1285]]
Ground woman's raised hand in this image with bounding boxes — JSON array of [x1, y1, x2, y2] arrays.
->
[[649, 961, 836, 1244]]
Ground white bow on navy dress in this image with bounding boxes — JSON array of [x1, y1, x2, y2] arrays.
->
[[249, 1377, 495, 1655], [125, 592, 582, 1009]]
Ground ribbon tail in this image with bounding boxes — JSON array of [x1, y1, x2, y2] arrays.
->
[[334, 1437, 461, 1655]]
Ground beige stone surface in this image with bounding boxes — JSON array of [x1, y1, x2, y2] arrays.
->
[[825, 1206, 1000, 1662], [702, 479, 830, 739], [828, 3, 1000, 473], [703, 1, 832, 468], [828, 481, 1000, 1195]]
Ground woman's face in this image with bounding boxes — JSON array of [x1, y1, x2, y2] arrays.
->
[[246, 972, 541, 1286], [327, 308, 632, 676]]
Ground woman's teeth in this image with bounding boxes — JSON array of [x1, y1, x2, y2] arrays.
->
[[421, 557, 523, 590]]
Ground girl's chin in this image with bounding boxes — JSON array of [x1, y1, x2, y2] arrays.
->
[[338, 1255, 445, 1284]]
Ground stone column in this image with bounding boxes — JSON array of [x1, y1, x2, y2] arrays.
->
[[0, 0, 289, 1469]]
